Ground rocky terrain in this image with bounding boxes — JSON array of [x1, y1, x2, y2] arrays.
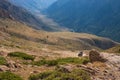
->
[[0, 18, 119, 80], [0, 19, 119, 80], [0, 49, 120, 80]]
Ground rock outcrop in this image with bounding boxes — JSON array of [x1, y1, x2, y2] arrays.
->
[[89, 50, 107, 62], [6, 60, 22, 69]]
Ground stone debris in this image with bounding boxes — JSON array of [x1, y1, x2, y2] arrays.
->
[[6, 60, 22, 69], [0, 65, 9, 72]]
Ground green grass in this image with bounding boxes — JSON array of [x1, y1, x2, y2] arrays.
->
[[57, 57, 90, 65], [29, 68, 91, 80], [0, 72, 23, 80], [31, 57, 90, 66], [0, 56, 7, 65], [8, 52, 35, 61], [107, 45, 120, 54]]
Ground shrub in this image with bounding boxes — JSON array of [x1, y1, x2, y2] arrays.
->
[[32, 59, 47, 66], [0, 56, 7, 65], [57, 57, 90, 64], [32, 59, 58, 66], [8, 52, 35, 61], [29, 69, 91, 80], [46, 60, 58, 66], [32, 57, 90, 66], [29, 71, 52, 80], [0, 72, 23, 80]]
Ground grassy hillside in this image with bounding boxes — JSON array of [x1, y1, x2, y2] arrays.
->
[[106, 45, 120, 54], [0, 19, 119, 80], [0, 19, 117, 52]]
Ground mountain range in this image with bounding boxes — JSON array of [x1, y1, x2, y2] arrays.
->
[[9, 0, 57, 14], [45, 0, 120, 42], [8, 0, 65, 31], [0, 0, 63, 31], [0, 0, 118, 50]]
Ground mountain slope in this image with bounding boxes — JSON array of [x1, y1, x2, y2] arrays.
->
[[0, 19, 119, 80], [8, 0, 65, 31], [45, 0, 120, 42], [0, 19, 117, 51], [9, 0, 57, 13], [106, 45, 120, 54], [0, 0, 63, 31]]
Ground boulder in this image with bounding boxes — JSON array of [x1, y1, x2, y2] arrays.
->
[[89, 50, 107, 62], [78, 52, 83, 57]]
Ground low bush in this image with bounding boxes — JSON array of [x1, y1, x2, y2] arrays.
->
[[29, 69, 91, 80], [32, 59, 58, 66], [0, 72, 23, 80], [0, 56, 7, 65], [29, 71, 52, 80], [57, 57, 90, 65], [8, 52, 35, 61], [32, 57, 90, 66]]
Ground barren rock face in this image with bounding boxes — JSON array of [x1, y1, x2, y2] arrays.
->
[[89, 50, 107, 62]]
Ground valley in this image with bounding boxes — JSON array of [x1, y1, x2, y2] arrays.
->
[[0, 0, 120, 80], [45, 0, 120, 42], [0, 18, 120, 80]]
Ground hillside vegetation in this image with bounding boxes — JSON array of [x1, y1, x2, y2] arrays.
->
[[0, 19, 117, 52], [106, 45, 120, 54], [0, 19, 119, 80], [0, 0, 120, 80]]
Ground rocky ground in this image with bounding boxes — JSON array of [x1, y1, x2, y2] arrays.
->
[[0, 49, 120, 80]]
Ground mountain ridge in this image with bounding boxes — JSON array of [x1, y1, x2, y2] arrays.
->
[[0, 19, 118, 51], [0, 0, 63, 31], [45, 0, 120, 42]]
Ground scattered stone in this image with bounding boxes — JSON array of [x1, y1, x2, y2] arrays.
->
[[0, 51, 7, 57], [56, 65, 74, 73], [6, 60, 22, 69], [30, 70, 39, 74], [6, 61, 15, 68], [78, 51, 83, 57], [0, 65, 9, 72], [103, 70, 108, 73], [33, 71, 39, 74], [77, 65, 98, 75]]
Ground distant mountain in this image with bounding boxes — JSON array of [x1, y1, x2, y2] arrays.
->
[[45, 0, 120, 42], [8, 0, 65, 31], [0, 0, 63, 31], [9, 0, 57, 14]]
